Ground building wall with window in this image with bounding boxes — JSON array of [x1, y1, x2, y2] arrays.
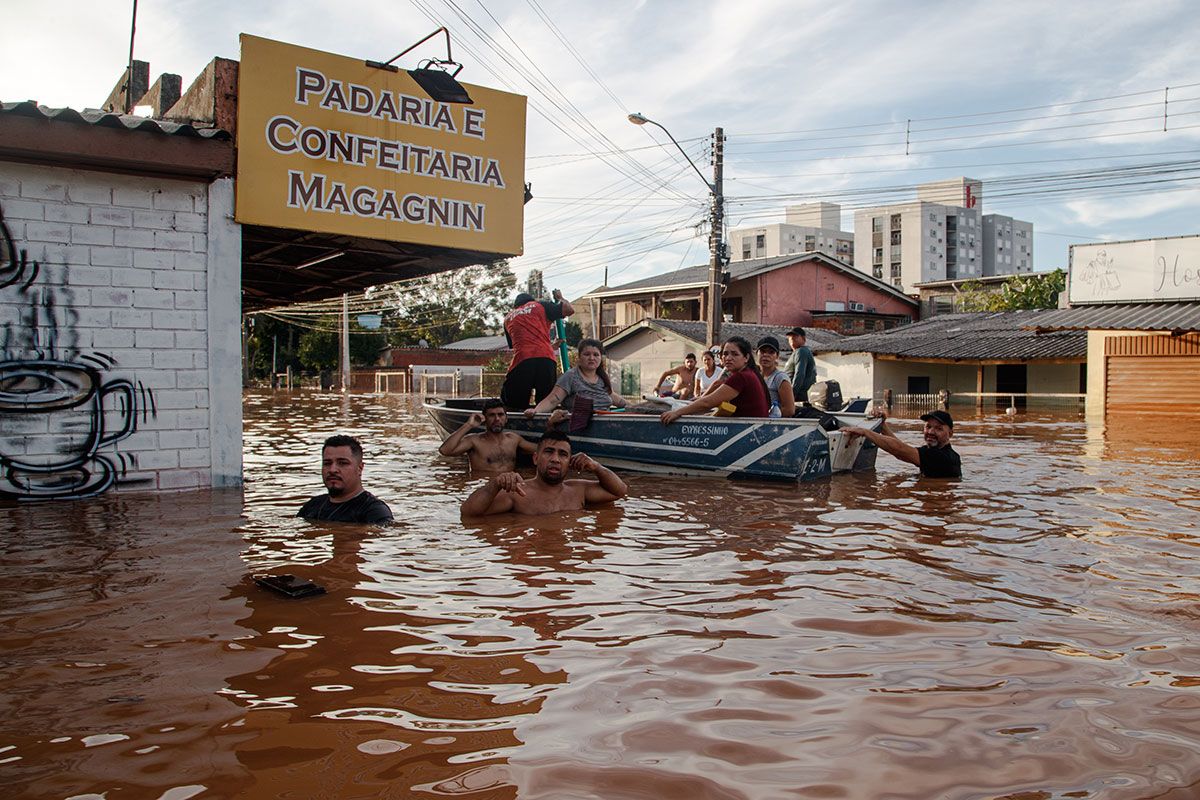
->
[[730, 222, 854, 265], [982, 214, 1033, 276], [852, 178, 1032, 294]]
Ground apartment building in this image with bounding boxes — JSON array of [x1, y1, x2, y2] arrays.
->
[[730, 202, 854, 265], [852, 178, 1033, 293]]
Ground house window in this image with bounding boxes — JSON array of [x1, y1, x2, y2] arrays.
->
[[755, 234, 766, 248], [872, 217, 883, 232], [742, 247, 751, 260], [890, 213, 902, 230]]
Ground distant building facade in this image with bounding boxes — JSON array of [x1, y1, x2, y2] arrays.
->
[[853, 178, 1033, 293], [730, 203, 854, 265]]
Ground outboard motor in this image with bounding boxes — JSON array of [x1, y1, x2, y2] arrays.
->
[[807, 380, 844, 413]]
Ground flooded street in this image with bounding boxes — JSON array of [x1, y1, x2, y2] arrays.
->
[[3, 390, 1200, 799]]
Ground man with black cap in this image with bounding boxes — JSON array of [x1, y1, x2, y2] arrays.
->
[[782, 327, 817, 396], [501, 289, 574, 410], [843, 409, 961, 478]]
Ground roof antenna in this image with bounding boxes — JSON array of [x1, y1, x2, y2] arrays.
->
[[123, 0, 139, 113]]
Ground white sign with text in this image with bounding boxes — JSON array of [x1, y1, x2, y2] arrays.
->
[[1069, 236, 1200, 304]]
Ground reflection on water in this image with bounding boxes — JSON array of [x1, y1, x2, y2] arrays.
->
[[2, 390, 1200, 799]]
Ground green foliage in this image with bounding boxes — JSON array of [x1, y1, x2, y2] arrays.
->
[[563, 320, 583, 348], [296, 317, 385, 371], [380, 260, 517, 347], [958, 269, 1066, 312], [485, 353, 510, 372]]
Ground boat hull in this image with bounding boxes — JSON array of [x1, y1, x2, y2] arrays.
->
[[424, 399, 879, 482]]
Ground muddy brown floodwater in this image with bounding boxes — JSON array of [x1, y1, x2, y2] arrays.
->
[[2, 390, 1200, 800]]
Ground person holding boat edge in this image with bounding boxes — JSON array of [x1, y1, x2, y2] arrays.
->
[[843, 409, 962, 478], [461, 430, 628, 516], [439, 398, 537, 472], [660, 337, 770, 424], [524, 339, 626, 420]]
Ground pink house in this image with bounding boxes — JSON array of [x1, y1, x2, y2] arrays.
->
[[582, 253, 918, 340]]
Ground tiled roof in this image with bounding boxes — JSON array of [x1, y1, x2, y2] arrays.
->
[[0, 101, 231, 139], [587, 252, 917, 306], [815, 309, 1086, 361], [607, 318, 843, 352], [1022, 302, 1200, 333]]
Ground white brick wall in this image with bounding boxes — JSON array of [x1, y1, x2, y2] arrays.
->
[[0, 161, 224, 495]]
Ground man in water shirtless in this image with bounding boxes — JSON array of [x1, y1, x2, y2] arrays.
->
[[654, 353, 699, 399], [460, 430, 627, 516], [439, 398, 537, 471]]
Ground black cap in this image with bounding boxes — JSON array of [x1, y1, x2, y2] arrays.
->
[[513, 292, 535, 307], [756, 336, 781, 353], [787, 327, 806, 337], [920, 409, 954, 429]]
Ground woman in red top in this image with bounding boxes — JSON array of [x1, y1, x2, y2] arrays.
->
[[660, 336, 770, 424]]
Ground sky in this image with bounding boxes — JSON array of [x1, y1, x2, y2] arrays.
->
[[3, 0, 1200, 300]]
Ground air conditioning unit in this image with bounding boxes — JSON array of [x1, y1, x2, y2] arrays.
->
[[849, 302, 866, 312]]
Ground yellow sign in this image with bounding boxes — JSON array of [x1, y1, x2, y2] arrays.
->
[[235, 34, 526, 255]]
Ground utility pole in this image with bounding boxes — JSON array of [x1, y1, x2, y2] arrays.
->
[[707, 127, 725, 347], [340, 293, 350, 392]]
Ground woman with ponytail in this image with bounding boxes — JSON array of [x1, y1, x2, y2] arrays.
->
[[660, 336, 770, 424], [525, 338, 626, 417]]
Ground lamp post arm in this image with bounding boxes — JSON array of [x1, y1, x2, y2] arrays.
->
[[639, 119, 714, 193]]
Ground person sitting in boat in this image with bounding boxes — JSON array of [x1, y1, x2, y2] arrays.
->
[[524, 339, 626, 419], [694, 349, 725, 397], [654, 353, 699, 399], [461, 430, 628, 517], [756, 336, 796, 419], [298, 435, 394, 524], [659, 336, 770, 425], [843, 409, 962, 478], [438, 398, 537, 472]]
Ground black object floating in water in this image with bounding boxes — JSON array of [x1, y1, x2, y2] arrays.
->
[[254, 574, 326, 599]]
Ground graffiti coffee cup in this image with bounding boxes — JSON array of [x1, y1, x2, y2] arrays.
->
[[0, 359, 137, 473]]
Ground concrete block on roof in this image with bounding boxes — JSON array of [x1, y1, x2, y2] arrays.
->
[[135, 73, 182, 118], [102, 60, 150, 114], [164, 57, 240, 135]]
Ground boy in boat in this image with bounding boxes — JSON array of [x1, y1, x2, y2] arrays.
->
[[438, 398, 537, 472], [299, 435, 394, 523], [461, 430, 627, 517], [843, 409, 962, 478]]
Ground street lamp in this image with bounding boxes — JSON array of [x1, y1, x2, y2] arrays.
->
[[628, 113, 725, 346]]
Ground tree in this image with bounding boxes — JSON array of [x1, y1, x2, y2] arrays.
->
[[958, 269, 1066, 312], [378, 260, 516, 347], [296, 317, 385, 371]]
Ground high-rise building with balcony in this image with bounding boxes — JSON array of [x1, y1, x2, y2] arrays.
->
[[852, 178, 1032, 293]]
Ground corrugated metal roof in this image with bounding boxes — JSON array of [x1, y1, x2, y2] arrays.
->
[[816, 309, 1086, 361], [1021, 302, 1200, 333], [0, 101, 231, 139], [442, 334, 509, 351]]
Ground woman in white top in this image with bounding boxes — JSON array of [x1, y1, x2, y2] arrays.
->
[[695, 349, 725, 397], [755, 336, 795, 418]]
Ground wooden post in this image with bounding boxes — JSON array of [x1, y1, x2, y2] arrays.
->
[[976, 365, 984, 410]]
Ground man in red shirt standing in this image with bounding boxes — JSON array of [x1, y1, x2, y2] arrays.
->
[[501, 289, 574, 410]]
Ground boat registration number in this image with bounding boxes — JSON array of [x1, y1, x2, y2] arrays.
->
[[665, 436, 711, 448]]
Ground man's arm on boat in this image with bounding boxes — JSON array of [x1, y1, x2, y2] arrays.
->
[[843, 426, 920, 468], [661, 384, 737, 425], [439, 413, 483, 456], [571, 454, 627, 503], [461, 473, 523, 516]]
